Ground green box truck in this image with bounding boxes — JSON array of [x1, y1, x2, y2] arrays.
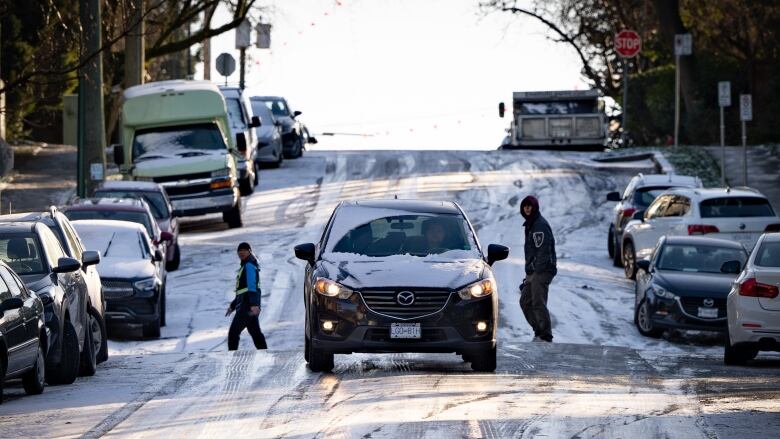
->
[[114, 80, 244, 228]]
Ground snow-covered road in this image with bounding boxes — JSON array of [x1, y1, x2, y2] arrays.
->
[[1, 150, 778, 438]]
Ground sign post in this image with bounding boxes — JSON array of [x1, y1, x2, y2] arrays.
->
[[215, 52, 236, 86], [673, 34, 692, 148], [717, 81, 731, 185], [235, 19, 252, 89], [739, 94, 752, 186], [614, 30, 641, 147]]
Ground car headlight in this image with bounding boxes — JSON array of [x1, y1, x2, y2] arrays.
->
[[458, 279, 495, 300], [133, 277, 157, 292], [652, 285, 676, 299], [211, 168, 230, 178], [314, 278, 354, 299]]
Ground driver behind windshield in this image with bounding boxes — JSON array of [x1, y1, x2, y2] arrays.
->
[[421, 219, 448, 254]]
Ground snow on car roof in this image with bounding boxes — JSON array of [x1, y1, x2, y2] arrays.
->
[[98, 181, 163, 192], [664, 235, 746, 249], [637, 174, 700, 187], [71, 219, 149, 236], [665, 187, 767, 200], [347, 199, 460, 214]]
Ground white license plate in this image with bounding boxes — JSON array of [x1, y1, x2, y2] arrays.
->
[[390, 323, 421, 339], [731, 233, 756, 245], [698, 307, 719, 319]]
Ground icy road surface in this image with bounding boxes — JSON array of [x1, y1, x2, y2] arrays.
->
[[2, 150, 778, 438]]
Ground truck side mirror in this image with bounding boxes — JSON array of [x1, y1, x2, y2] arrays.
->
[[498, 102, 505, 118], [236, 133, 247, 153], [113, 144, 124, 166], [606, 191, 621, 202], [250, 116, 262, 128], [308, 136, 318, 145], [293, 110, 302, 118]]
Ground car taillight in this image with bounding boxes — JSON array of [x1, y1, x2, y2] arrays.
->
[[739, 278, 780, 298], [688, 224, 719, 235], [622, 208, 637, 218], [765, 223, 780, 232]]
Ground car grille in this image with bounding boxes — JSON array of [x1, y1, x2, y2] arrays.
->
[[164, 183, 212, 197], [359, 290, 452, 320], [102, 279, 134, 299], [679, 297, 726, 319], [153, 172, 212, 183]]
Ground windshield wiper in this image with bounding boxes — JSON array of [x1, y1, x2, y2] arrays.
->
[[103, 232, 116, 257]]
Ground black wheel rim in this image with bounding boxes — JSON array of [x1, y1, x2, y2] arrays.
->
[[89, 314, 102, 355]]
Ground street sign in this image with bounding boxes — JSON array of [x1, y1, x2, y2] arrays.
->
[[740, 94, 752, 121], [256, 23, 271, 49], [236, 19, 252, 49], [615, 30, 641, 58], [718, 81, 731, 107], [216, 53, 236, 77], [674, 34, 692, 56]]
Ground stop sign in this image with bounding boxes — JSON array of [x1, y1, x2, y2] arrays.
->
[[615, 30, 641, 58]]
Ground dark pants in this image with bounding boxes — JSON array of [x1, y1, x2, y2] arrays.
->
[[228, 309, 267, 351], [520, 272, 554, 341]]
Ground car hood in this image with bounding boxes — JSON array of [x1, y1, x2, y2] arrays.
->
[[133, 149, 231, 178], [20, 273, 54, 293], [275, 116, 295, 134], [654, 270, 736, 298], [318, 255, 487, 290], [97, 257, 155, 280]]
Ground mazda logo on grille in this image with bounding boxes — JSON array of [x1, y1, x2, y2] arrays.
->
[[703, 298, 715, 308], [396, 291, 415, 306]]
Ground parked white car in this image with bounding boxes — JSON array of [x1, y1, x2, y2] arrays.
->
[[621, 187, 780, 278], [725, 232, 780, 364]]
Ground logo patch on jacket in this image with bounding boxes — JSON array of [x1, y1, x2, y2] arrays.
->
[[533, 232, 545, 248]]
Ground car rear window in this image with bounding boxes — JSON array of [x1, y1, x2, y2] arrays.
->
[[64, 210, 154, 237], [656, 244, 747, 274], [699, 197, 775, 218], [0, 234, 46, 275], [755, 242, 780, 267], [93, 190, 169, 220]]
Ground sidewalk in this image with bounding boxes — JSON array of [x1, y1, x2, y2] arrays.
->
[[704, 145, 780, 212], [0, 143, 77, 214]]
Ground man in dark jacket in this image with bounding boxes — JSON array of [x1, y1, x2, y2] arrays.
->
[[226, 242, 267, 350], [519, 196, 557, 342]]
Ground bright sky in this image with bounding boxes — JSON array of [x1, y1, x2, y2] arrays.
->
[[199, 0, 588, 150]]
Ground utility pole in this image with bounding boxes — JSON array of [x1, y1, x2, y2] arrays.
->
[[717, 81, 731, 186], [740, 94, 752, 186], [78, 0, 107, 197], [203, 38, 211, 80], [124, 0, 145, 88]]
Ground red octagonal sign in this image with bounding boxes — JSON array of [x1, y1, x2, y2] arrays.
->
[[615, 30, 641, 58]]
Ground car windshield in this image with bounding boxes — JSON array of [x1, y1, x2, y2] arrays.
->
[[700, 197, 775, 218], [755, 241, 780, 267], [633, 187, 672, 208], [132, 123, 226, 160], [0, 234, 46, 275], [76, 228, 146, 259], [325, 208, 479, 258], [518, 100, 597, 115], [250, 101, 275, 124], [262, 99, 290, 117], [93, 191, 169, 220], [65, 210, 154, 238], [656, 244, 747, 273]]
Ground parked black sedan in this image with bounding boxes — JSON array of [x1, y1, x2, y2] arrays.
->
[[0, 260, 46, 403], [294, 200, 509, 372], [634, 236, 748, 337]]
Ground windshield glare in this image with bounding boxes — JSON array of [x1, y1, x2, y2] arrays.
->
[[132, 123, 226, 160], [0, 234, 46, 275], [65, 210, 154, 238], [94, 191, 169, 220], [77, 229, 146, 259], [250, 102, 275, 124], [634, 187, 671, 208], [326, 210, 479, 258], [656, 244, 746, 273], [262, 99, 289, 117]]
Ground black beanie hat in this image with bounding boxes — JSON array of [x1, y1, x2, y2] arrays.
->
[[237, 242, 252, 251]]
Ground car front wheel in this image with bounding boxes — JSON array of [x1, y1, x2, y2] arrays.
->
[[307, 340, 334, 373], [470, 345, 497, 372], [623, 240, 637, 279], [635, 299, 664, 338]]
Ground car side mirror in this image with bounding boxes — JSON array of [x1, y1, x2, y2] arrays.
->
[[0, 297, 23, 313], [113, 144, 124, 166], [486, 244, 509, 266], [236, 133, 248, 153], [160, 231, 174, 243], [153, 249, 164, 262], [633, 210, 645, 221], [294, 243, 316, 265], [498, 102, 505, 118], [720, 260, 742, 274], [250, 116, 262, 128], [53, 257, 81, 273], [293, 110, 302, 117], [82, 250, 101, 267], [636, 259, 651, 272], [606, 191, 621, 202], [308, 136, 318, 145]]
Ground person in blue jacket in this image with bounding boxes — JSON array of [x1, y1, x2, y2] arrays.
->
[[226, 242, 267, 350]]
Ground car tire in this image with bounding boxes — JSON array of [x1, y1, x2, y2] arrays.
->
[[1, 354, 6, 404], [294, 138, 304, 158], [254, 163, 260, 185], [635, 299, 664, 338], [46, 321, 80, 385], [239, 174, 255, 196], [307, 341, 334, 373], [460, 353, 471, 363], [166, 243, 181, 272], [160, 289, 167, 327], [724, 330, 758, 365], [223, 202, 243, 228], [470, 345, 497, 372], [89, 307, 108, 364], [22, 343, 46, 395], [623, 240, 637, 279], [79, 311, 98, 376], [304, 336, 310, 362], [608, 227, 615, 259]]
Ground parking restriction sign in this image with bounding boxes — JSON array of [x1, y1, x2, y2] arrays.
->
[[718, 82, 731, 107], [740, 95, 752, 121]]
